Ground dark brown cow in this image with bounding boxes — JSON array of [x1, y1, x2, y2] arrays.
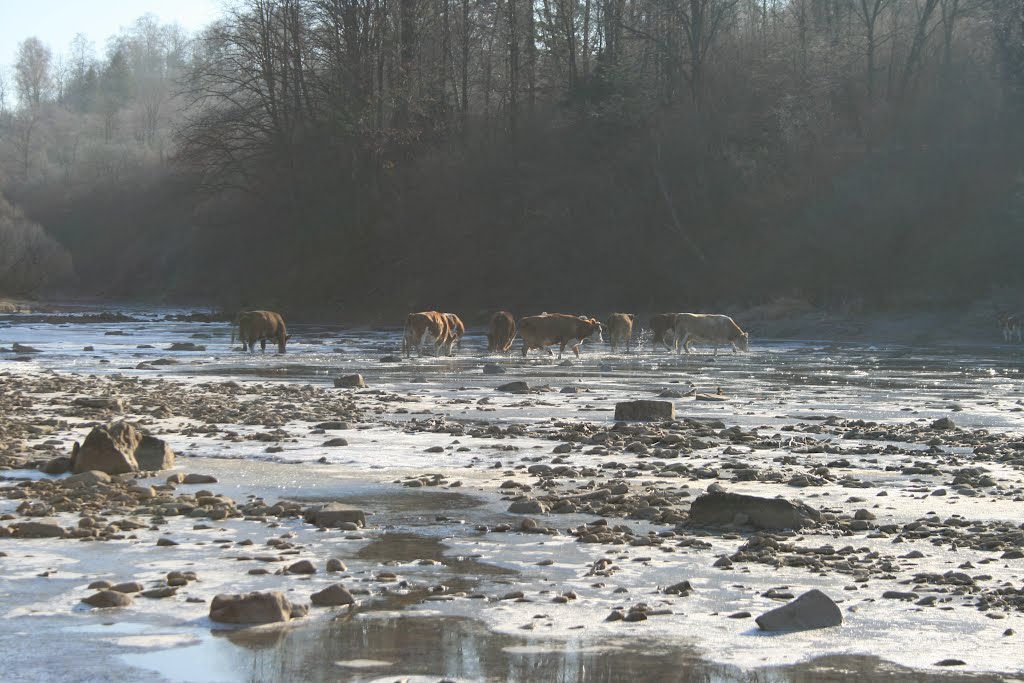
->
[[403, 311, 459, 357], [487, 311, 517, 353], [519, 313, 603, 359], [606, 313, 635, 353], [233, 310, 290, 353], [648, 313, 680, 352]]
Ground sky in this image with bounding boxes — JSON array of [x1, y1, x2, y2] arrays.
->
[[0, 0, 223, 71]]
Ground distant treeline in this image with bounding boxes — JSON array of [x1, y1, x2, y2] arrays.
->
[[1, 1, 1023, 314]]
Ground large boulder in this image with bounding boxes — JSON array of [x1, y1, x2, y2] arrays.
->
[[755, 589, 843, 632], [209, 591, 295, 625], [614, 400, 675, 421], [82, 590, 134, 609], [134, 435, 175, 471], [310, 584, 355, 607], [687, 491, 821, 530], [71, 422, 141, 474], [10, 520, 65, 538], [303, 503, 366, 528]]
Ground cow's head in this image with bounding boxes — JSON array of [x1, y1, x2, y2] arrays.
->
[[736, 332, 749, 352], [589, 318, 604, 343]]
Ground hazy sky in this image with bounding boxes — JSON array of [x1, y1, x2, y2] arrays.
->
[[0, 0, 223, 71]]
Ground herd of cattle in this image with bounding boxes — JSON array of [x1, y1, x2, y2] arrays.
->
[[232, 308, 750, 357]]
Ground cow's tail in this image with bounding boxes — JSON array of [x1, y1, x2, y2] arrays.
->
[[402, 315, 410, 357]]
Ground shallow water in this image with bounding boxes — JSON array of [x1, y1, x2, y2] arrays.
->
[[2, 307, 1024, 682]]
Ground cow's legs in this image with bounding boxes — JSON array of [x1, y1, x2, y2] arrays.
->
[[557, 342, 566, 359]]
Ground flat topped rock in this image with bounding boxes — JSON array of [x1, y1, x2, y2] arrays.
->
[[688, 490, 822, 530], [614, 400, 675, 421], [497, 381, 531, 394], [167, 342, 206, 351], [755, 589, 842, 632]]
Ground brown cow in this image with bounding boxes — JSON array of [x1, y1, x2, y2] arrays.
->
[[444, 313, 466, 352], [233, 310, 290, 353], [673, 313, 749, 354], [403, 311, 459, 357], [519, 313, 603, 359], [606, 313, 635, 353], [648, 313, 680, 352], [487, 311, 517, 353]]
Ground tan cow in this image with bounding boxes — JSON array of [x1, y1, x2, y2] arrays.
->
[[519, 313, 603, 359], [232, 310, 290, 353], [403, 311, 459, 357], [487, 311, 517, 352], [444, 313, 466, 352], [649, 313, 680, 352], [606, 313, 635, 353], [673, 313, 749, 354]]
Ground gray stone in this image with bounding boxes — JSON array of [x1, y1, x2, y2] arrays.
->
[[303, 503, 366, 528], [507, 499, 549, 514], [287, 560, 317, 574], [73, 397, 124, 411], [10, 520, 65, 538], [334, 374, 366, 388], [755, 589, 842, 632], [311, 584, 355, 607], [209, 592, 295, 624], [497, 381, 531, 394], [688, 491, 822, 530], [66, 470, 112, 486], [483, 363, 506, 375], [134, 435, 175, 471], [931, 417, 956, 430], [182, 473, 218, 484], [82, 590, 134, 608], [41, 457, 72, 475], [614, 400, 675, 421], [72, 422, 141, 474]]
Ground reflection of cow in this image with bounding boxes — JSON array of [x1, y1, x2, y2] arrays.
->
[[444, 313, 466, 352], [519, 313, 603, 359], [998, 312, 1023, 342], [673, 313, 749, 354], [606, 313, 635, 353], [487, 311, 517, 352], [403, 311, 459, 357], [233, 310, 290, 353], [649, 313, 680, 352]]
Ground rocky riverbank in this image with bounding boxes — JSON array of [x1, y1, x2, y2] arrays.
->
[[1, 361, 1023, 679]]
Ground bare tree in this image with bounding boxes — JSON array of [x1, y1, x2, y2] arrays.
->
[[853, 0, 890, 100], [14, 37, 53, 109]]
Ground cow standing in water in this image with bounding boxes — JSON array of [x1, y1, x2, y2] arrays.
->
[[233, 311, 290, 353], [998, 312, 1024, 342], [606, 313, 635, 353], [519, 313, 603, 359], [403, 311, 460, 357], [648, 313, 680, 352], [444, 313, 466, 352], [673, 313, 749, 354], [487, 311, 517, 352]]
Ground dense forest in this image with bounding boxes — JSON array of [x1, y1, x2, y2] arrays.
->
[[0, 0, 1023, 317]]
